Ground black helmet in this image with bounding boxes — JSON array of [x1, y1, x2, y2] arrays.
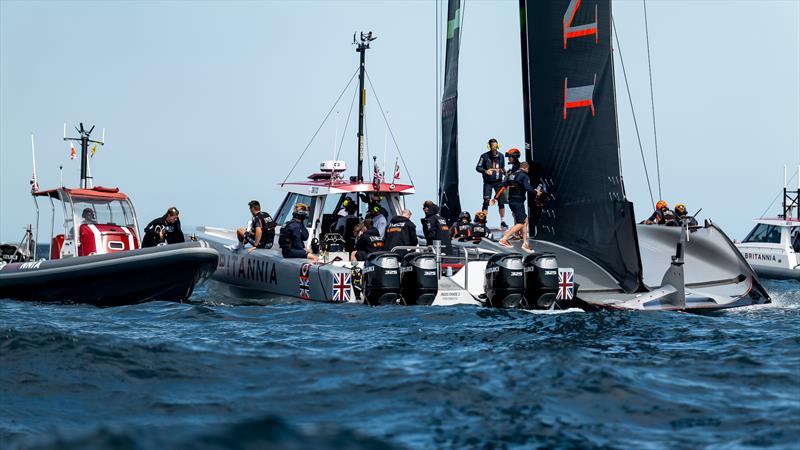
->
[[458, 211, 471, 222], [293, 203, 310, 219]]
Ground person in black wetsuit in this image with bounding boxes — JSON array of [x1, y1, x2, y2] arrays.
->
[[279, 203, 317, 262], [422, 200, 452, 256], [471, 211, 489, 243], [352, 219, 384, 262], [450, 211, 473, 242], [142, 206, 185, 248], [476, 138, 507, 229], [643, 200, 677, 226], [383, 209, 418, 258], [674, 204, 698, 227], [228, 200, 276, 253]]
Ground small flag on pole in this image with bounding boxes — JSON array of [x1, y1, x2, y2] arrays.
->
[[372, 158, 383, 185], [90, 143, 97, 158], [69, 143, 76, 160], [30, 173, 38, 192], [393, 158, 400, 180]]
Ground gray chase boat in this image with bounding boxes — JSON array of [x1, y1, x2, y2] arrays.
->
[[0, 123, 218, 306]]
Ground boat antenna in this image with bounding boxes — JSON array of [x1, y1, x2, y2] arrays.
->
[[354, 31, 376, 183], [59, 165, 64, 187], [30, 133, 39, 193], [64, 122, 104, 189]]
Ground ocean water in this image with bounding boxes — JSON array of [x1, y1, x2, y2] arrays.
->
[[1, 280, 798, 450]]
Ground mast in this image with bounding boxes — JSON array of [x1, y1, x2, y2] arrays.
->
[[64, 122, 104, 189], [518, 0, 534, 236], [354, 31, 376, 182]]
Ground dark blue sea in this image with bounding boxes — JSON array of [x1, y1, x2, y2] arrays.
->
[[1, 279, 798, 450]]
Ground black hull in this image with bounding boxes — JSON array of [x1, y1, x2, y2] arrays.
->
[[0, 242, 218, 306]]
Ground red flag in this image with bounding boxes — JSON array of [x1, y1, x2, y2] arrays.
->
[[393, 159, 400, 180], [69, 143, 76, 160]]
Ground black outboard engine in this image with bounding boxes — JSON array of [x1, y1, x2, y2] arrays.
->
[[400, 252, 438, 306], [362, 252, 401, 306], [522, 253, 560, 310], [483, 253, 524, 308]]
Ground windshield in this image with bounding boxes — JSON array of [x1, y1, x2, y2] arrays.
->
[[72, 196, 135, 228]]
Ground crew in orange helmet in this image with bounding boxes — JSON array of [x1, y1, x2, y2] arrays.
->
[[643, 200, 676, 225]]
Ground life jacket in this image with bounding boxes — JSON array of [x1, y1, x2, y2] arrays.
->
[[453, 221, 472, 241], [662, 209, 678, 226], [506, 171, 527, 201], [278, 223, 293, 250], [472, 222, 488, 240]]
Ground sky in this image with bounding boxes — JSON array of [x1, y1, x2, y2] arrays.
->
[[1, 0, 798, 243]]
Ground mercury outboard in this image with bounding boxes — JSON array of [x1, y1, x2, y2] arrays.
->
[[362, 251, 401, 305], [483, 253, 524, 308], [522, 253, 561, 310], [399, 252, 438, 306]]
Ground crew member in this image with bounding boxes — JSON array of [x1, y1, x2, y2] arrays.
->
[[422, 200, 452, 255], [505, 148, 521, 174], [335, 199, 358, 234], [451, 211, 473, 242], [228, 200, 276, 253], [81, 208, 97, 225], [674, 204, 698, 227], [472, 211, 489, 243], [497, 162, 542, 251], [352, 218, 384, 261], [643, 200, 677, 225], [142, 206, 185, 248], [367, 204, 388, 238], [279, 203, 317, 262], [476, 138, 507, 229], [383, 209, 418, 258]]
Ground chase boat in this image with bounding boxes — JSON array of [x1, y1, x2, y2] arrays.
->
[[735, 166, 800, 281], [0, 124, 218, 306]]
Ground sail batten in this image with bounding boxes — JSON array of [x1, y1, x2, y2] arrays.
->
[[439, 0, 463, 224], [519, 0, 643, 293]]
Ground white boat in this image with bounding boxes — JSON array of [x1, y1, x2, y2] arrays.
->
[[735, 166, 800, 281], [201, 2, 771, 312]]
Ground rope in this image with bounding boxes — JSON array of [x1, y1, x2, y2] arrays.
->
[[334, 83, 359, 161], [281, 68, 359, 185], [435, 0, 441, 198], [643, 0, 662, 200], [759, 171, 798, 219], [365, 70, 416, 186], [613, 19, 655, 208]]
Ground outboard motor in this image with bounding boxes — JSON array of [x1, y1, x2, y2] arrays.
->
[[362, 252, 401, 306], [483, 253, 524, 308], [522, 253, 560, 310], [400, 252, 438, 306]]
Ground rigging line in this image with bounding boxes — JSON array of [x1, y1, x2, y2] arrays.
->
[[435, 0, 441, 198], [281, 68, 359, 185], [334, 83, 359, 162], [643, 0, 662, 200], [613, 19, 655, 208], [365, 69, 415, 186], [759, 171, 798, 219]]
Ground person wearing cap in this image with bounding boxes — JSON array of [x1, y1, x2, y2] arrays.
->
[[227, 200, 276, 253], [367, 203, 388, 238], [279, 203, 318, 262], [476, 138, 508, 229], [505, 148, 522, 175], [142, 206, 185, 248], [674, 204, 698, 227]]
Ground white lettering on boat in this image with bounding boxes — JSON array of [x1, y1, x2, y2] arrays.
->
[[20, 261, 43, 270]]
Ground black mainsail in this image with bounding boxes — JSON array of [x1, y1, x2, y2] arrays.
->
[[519, 0, 642, 292], [439, 0, 463, 224]]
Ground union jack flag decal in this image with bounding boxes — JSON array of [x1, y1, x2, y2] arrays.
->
[[299, 263, 311, 300], [556, 268, 575, 301], [331, 272, 352, 303]]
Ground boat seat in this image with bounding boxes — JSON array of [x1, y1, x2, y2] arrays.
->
[[51, 234, 64, 260]]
